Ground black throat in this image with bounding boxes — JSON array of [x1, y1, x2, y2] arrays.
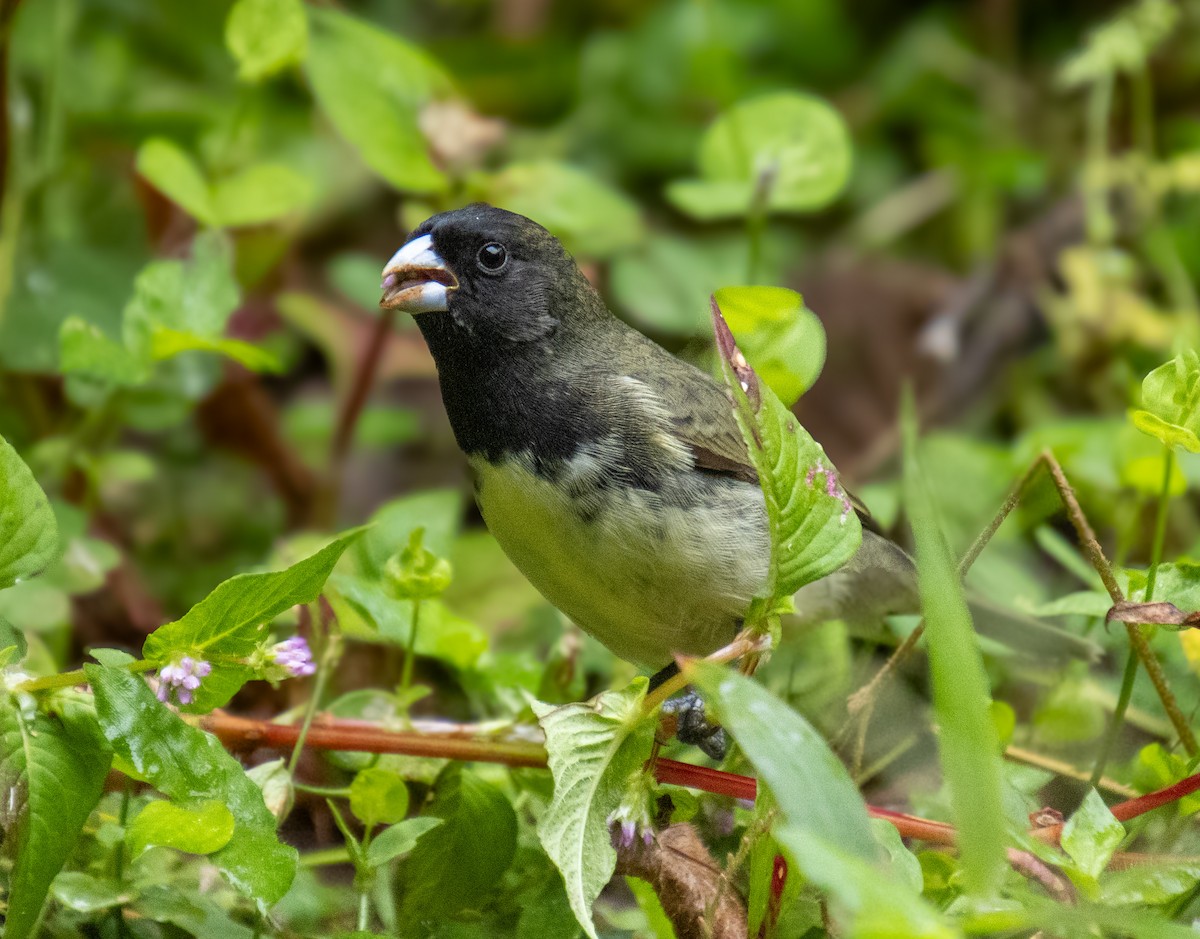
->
[[415, 312, 609, 469]]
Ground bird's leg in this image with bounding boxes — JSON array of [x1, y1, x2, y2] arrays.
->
[[649, 661, 728, 761]]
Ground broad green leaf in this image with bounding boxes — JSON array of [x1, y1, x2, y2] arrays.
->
[[667, 92, 851, 221], [150, 327, 282, 373], [135, 885, 257, 939], [610, 233, 753, 336], [1101, 860, 1200, 905], [396, 765, 518, 923], [136, 138, 217, 225], [50, 873, 130, 913], [356, 489, 464, 578], [350, 767, 409, 828], [714, 285, 826, 407], [688, 662, 875, 861], [334, 576, 487, 670], [625, 876, 678, 939], [124, 230, 240, 355], [247, 758, 294, 822], [306, 7, 449, 194], [211, 163, 314, 227], [126, 799, 236, 857], [0, 696, 111, 939], [475, 161, 642, 258], [1061, 788, 1124, 882], [901, 391, 1005, 895], [87, 665, 298, 906], [711, 297, 861, 607], [1131, 350, 1200, 452], [226, 0, 308, 82], [365, 816, 442, 868], [143, 528, 363, 711], [531, 679, 655, 939], [0, 433, 59, 591], [137, 139, 311, 227], [58, 317, 150, 386], [0, 614, 27, 664], [773, 825, 952, 939]]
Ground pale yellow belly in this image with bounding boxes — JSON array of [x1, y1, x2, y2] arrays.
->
[[471, 452, 769, 669]]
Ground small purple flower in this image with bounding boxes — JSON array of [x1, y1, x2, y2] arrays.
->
[[156, 656, 212, 706], [271, 636, 316, 678]]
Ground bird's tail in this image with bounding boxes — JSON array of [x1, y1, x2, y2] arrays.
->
[[791, 531, 1101, 662]]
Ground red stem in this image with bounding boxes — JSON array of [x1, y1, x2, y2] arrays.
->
[[201, 711, 1200, 848]]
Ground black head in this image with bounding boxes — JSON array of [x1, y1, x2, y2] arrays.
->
[[380, 203, 601, 349]]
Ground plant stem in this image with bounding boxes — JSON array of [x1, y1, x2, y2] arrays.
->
[[399, 601, 421, 710], [287, 625, 340, 775], [294, 782, 352, 798], [358, 891, 371, 932], [1090, 446, 1176, 784], [16, 658, 155, 694]]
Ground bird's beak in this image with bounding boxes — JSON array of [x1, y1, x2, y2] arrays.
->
[[379, 234, 458, 313]]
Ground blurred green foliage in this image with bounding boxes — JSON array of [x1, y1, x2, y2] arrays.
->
[[3, 0, 1200, 936]]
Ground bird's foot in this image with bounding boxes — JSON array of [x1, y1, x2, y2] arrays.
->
[[660, 688, 727, 761]]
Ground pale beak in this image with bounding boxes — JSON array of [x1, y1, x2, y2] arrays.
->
[[379, 234, 458, 313]]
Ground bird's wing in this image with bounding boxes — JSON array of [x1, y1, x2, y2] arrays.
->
[[626, 347, 882, 531]]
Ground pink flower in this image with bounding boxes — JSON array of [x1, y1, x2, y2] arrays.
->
[[271, 636, 316, 677], [156, 656, 212, 706]]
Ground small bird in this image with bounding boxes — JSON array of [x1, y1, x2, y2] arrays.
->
[[380, 204, 1094, 689]]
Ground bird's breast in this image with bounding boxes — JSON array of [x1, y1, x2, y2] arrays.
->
[[469, 446, 771, 669]]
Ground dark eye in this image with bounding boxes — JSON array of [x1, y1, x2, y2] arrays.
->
[[477, 242, 507, 272]]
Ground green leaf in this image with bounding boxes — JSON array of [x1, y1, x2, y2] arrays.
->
[[1131, 350, 1200, 452], [667, 92, 852, 221], [714, 286, 826, 407], [58, 317, 150, 386], [135, 885, 257, 939], [711, 297, 861, 607], [150, 327, 282, 373], [306, 7, 449, 194], [143, 528, 363, 710], [124, 230, 240, 355], [396, 764, 518, 923], [531, 679, 656, 939], [772, 825, 953, 938], [126, 799, 236, 857], [610, 233, 752, 336], [0, 696, 111, 939], [136, 138, 217, 226], [688, 662, 875, 861], [350, 767, 410, 828], [474, 161, 642, 258], [226, 0, 308, 82], [0, 614, 27, 664], [211, 163, 314, 227], [87, 665, 298, 907], [136, 138, 311, 228], [1062, 788, 1125, 882], [50, 873, 131, 913], [901, 391, 1006, 895], [1101, 860, 1200, 905], [0, 434, 59, 592], [365, 816, 442, 868], [357, 490, 463, 578], [334, 575, 487, 669]]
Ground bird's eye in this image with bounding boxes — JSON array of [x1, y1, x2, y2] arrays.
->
[[477, 242, 507, 273]]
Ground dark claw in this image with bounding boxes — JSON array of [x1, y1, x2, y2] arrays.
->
[[661, 688, 728, 761]]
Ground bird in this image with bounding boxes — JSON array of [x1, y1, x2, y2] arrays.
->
[[379, 204, 1096, 706]]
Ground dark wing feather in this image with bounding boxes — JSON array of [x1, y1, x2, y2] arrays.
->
[[625, 339, 883, 534]]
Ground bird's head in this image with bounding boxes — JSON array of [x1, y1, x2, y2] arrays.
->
[[380, 204, 595, 348]]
